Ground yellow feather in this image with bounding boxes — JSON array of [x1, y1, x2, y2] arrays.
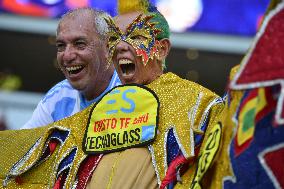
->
[[266, 0, 282, 13], [118, 0, 149, 14]]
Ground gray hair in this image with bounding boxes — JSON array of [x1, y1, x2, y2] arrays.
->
[[57, 7, 110, 40]]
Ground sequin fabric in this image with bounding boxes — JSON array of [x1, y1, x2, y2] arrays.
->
[[231, 4, 284, 86], [203, 74, 284, 189], [204, 3, 284, 188], [146, 72, 224, 187], [0, 126, 50, 189], [0, 73, 223, 189], [230, 3, 284, 125], [105, 14, 161, 66], [0, 106, 94, 188]]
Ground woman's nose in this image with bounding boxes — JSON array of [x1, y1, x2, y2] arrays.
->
[[115, 40, 130, 53]]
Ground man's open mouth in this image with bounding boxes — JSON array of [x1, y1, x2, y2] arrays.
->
[[66, 65, 84, 75], [119, 59, 135, 77]]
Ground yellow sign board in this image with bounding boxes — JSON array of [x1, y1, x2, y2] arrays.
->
[[83, 85, 159, 154]]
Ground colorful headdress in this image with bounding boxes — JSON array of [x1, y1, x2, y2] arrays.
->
[[118, 0, 170, 40], [105, 0, 170, 68], [105, 13, 162, 66]]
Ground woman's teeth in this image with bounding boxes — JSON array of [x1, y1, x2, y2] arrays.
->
[[118, 59, 135, 76], [118, 59, 133, 65]]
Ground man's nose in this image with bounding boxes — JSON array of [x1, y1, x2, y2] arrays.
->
[[116, 41, 130, 53], [62, 45, 76, 63]]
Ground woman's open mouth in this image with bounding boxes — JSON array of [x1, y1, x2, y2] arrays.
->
[[118, 59, 135, 77]]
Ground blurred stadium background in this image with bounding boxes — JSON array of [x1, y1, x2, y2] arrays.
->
[[0, 0, 270, 129]]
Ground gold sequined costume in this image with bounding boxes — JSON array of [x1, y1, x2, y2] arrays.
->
[[0, 72, 223, 188]]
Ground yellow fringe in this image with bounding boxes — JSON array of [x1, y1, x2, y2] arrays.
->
[[118, 0, 149, 14], [258, 0, 282, 29], [266, 0, 282, 13]]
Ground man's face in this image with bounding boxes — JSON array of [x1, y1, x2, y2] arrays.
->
[[56, 14, 107, 95], [108, 12, 163, 85]]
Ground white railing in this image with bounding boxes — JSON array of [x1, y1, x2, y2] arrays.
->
[[0, 90, 43, 130]]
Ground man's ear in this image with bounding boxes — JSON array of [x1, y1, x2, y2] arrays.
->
[[157, 38, 171, 61]]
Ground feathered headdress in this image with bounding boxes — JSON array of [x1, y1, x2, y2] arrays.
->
[[117, 0, 170, 40], [115, 0, 170, 69], [118, 0, 150, 14]]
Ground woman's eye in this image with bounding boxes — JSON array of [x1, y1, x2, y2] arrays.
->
[[130, 35, 147, 41], [130, 35, 140, 40], [109, 36, 118, 42]]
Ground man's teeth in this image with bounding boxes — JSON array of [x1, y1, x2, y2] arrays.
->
[[119, 59, 133, 65], [66, 66, 83, 72]]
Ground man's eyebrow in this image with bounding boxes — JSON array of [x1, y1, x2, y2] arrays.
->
[[74, 36, 88, 41], [55, 36, 66, 43], [55, 39, 64, 43], [55, 36, 88, 43]]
